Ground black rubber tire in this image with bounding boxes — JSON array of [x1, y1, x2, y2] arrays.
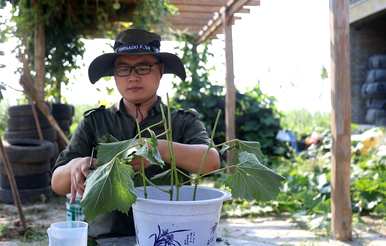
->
[[8, 103, 51, 118], [365, 69, 386, 84], [58, 120, 72, 131], [7, 116, 50, 131], [4, 127, 57, 142], [0, 161, 51, 176], [365, 108, 386, 124], [368, 54, 386, 69], [4, 139, 54, 163], [361, 82, 386, 98], [52, 103, 75, 120], [0, 186, 51, 204], [0, 172, 49, 189], [366, 99, 386, 109]]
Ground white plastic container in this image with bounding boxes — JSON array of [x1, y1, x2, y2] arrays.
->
[[133, 185, 231, 246], [47, 221, 88, 246]]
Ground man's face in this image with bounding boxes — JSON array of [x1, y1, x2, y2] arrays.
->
[[114, 54, 162, 104]]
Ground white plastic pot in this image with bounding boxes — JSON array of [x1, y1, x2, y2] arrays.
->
[[133, 185, 231, 246]]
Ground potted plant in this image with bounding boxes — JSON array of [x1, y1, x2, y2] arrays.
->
[[80, 100, 284, 246]]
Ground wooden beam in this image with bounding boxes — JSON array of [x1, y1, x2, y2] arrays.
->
[[168, 16, 212, 25], [330, 0, 352, 241], [245, 0, 260, 6], [197, 0, 254, 43], [170, 0, 227, 6], [172, 12, 213, 19], [176, 5, 222, 13]]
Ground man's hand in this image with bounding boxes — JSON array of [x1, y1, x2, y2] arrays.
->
[[69, 157, 96, 203], [130, 156, 149, 171]]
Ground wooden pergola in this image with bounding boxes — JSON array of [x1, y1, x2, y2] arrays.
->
[[28, 0, 353, 241], [169, 0, 353, 241]]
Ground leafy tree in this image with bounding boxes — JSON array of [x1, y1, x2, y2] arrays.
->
[[0, 0, 175, 102], [172, 34, 286, 157]]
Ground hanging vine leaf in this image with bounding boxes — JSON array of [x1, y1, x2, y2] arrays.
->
[[81, 158, 136, 221], [225, 151, 284, 201]]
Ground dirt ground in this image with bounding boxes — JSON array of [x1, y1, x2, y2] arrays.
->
[[0, 196, 385, 245]]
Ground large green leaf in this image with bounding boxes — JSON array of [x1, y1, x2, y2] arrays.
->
[[81, 158, 136, 221], [225, 151, 284, 201], [96, 139, 137, 167], [220, 140, 267, 164]]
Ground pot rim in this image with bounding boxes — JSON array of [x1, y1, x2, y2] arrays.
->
[[134, 185, 232, 205]]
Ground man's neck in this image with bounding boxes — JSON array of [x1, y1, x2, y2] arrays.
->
[[123, 95, 158, 122]]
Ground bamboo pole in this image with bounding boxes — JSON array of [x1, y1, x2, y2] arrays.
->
[[330, 0, 352, 241], [0, 139, 27, 231]]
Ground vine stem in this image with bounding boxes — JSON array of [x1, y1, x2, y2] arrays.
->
[[166, 95, 180, 200], [192, 110, 221, 200], [181, 165, 241, 186], [135, 120, 147, 198], [160, 102, 174, 200]]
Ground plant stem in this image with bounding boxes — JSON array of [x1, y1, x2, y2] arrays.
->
[[135, 120, 147, 198], [180, 165, 240, 186], [166, 95, 180, 200], [144, 176, 170, 193], [160, 103, 174, 200], [134, 120, 164, 139], [192, 110, 221, 200]]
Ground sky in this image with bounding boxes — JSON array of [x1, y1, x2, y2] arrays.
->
[[0, 0, 331, 112]]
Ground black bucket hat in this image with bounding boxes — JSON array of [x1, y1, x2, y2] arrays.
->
[[88, 29, 186, 83]]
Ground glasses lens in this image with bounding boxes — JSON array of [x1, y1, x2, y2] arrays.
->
[[134, 64, 152, 75], [115, 66, 131, 77]]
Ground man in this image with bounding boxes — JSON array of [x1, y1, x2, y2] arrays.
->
[[51, 29, 220, 238]]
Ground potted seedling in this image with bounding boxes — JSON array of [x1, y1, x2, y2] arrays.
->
[[80, 99, 284, 246]]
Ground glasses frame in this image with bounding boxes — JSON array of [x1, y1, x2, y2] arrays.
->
[[114, 62, 160, 77]]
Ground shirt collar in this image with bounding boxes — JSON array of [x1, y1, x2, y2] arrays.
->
[[113, 96, 163, 117]]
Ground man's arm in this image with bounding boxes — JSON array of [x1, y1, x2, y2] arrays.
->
[[157, 140, 220, 174]]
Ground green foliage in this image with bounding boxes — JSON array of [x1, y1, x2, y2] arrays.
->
[[225, 151, 284, 201], [171, 34, 285, 157], [0, 100, 9, 135], [81, 157, 136, 221], [1, 0, 175, 102], [221, 127, 386, 234], [281, 109, 330, 136], [81, 123, 283, 221]]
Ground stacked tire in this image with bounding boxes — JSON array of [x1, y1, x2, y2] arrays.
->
[[51, 103, 74, 152], [4, 104, 57, 142], [4, 104, 59, 166], [361, 54, 386, 125], [0, 139, 54, 203]]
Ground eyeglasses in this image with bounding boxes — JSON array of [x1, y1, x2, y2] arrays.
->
[[114, 63, 160, 77]]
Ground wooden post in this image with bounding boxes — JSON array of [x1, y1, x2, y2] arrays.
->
[[330, 0, 352, 241], [0, 139, 27, 231], [222, 10, 236, 163]]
